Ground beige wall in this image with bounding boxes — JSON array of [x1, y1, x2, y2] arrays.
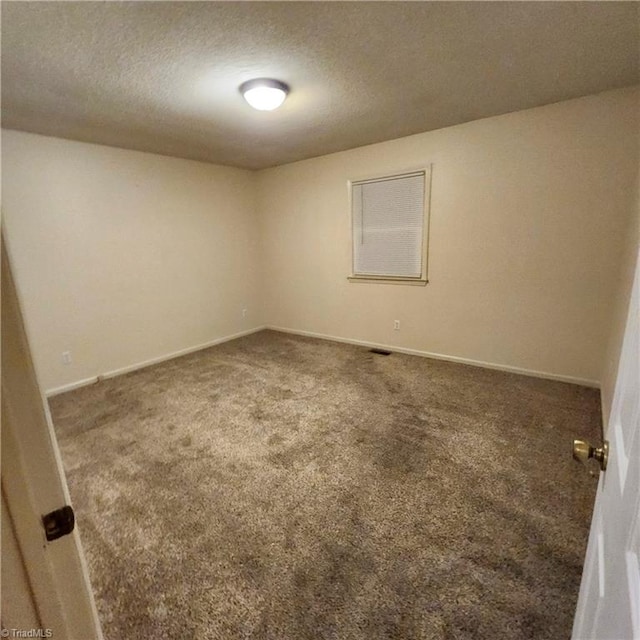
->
[[3, 88, 638, 394], [2, 131, 263, 393], [257, 87, 640, 385]]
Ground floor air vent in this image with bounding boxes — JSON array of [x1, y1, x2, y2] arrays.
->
[[369, 348, 392, 356]]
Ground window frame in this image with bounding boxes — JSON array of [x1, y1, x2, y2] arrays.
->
[[347, 166, 431, 285]]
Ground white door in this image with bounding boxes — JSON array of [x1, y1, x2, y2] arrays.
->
[[573, 248, 640, 640], [1, 237, 103, 639]]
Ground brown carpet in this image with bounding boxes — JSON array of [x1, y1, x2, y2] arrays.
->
[[49, 330, 601, 640]]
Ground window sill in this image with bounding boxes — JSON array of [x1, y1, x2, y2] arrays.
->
[[347, 276, 428, 286]]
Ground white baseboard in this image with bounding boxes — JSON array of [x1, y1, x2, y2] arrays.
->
[[46, 375, 101, 397], [45, 326, 267, 397], [266, 325, 600, 388], [46, 323, 600, 396]]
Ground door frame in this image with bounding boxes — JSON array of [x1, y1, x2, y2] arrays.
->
[[1, 233, 103, 639]]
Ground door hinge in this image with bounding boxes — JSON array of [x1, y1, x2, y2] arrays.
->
[[42, 505, 75, 541]]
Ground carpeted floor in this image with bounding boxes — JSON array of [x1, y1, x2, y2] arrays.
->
[[49, 330, 601, 640]]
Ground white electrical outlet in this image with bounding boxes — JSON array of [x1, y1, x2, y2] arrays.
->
[[242, 308, 248, 318], [62, 351, 72, 365], [394, 320, 400, 331]]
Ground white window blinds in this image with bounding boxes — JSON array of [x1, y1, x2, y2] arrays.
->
[[351, 172, 426, 279]]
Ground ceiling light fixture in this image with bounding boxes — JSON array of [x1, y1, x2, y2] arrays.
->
[[240, 78, 289, 111]]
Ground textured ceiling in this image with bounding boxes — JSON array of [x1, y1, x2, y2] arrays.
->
[[2, 2, 639, 170]]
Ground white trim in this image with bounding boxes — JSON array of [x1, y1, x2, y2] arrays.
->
[[46, 323, 600, 396], [267, 325, 600, 388], [348, 166, 432, 282], [46, 376, 100, 397], [351, 170, 426, 186], [100, 326, 266, 380], [347, 166, 431, 185], [347, 276, 428, 286], [45, 326, 267, 397]]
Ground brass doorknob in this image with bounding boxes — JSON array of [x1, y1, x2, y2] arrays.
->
[[572, 439, 609, 472]]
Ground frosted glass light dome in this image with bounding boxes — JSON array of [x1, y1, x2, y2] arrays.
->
[[240, 78, 289, 111]]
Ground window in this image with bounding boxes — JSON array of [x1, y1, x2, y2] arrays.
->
[[349, 168, 430, 284]]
